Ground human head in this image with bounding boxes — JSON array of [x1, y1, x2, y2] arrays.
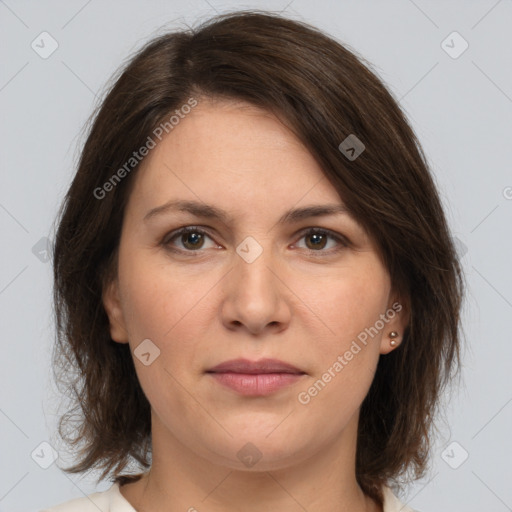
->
[[51, 10, 464, 505]]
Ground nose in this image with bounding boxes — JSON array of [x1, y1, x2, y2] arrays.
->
[[220, 241, 292, 336]]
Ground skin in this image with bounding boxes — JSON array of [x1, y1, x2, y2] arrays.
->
[[103, 97, 408, 512]]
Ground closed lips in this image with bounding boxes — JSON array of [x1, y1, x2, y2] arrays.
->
[[206, 358, 306, 375]]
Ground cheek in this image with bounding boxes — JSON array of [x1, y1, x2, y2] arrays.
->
[[117, 251, 218, 394], [116, 255, 209, 411], [306, 262, 391, 345], [298, 262, 390, 405], [118, 249, 208, 340]]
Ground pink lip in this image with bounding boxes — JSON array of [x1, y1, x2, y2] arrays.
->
[[208, 358, 304, 374], [206, 358, 306, 396]]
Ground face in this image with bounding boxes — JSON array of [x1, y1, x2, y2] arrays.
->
[[103, 97, 407, 471]]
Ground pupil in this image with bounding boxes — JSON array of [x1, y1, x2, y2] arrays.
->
[[184, 232, 203, 248], [308, 233, 326, 249]]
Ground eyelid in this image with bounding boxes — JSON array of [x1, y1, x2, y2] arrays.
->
[[294, 226, 350, 248], [161, 225, 220, 252], [162, 225, 350, 254]]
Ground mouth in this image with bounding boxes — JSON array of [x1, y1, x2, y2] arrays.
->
[[206, 358, 306, 396], [207, 357, 305, 375]]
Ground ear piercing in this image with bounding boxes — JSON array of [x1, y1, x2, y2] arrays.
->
[[389, 331, 399, 347]]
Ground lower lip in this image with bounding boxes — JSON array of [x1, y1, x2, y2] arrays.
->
[[208, 372, 305, 396]]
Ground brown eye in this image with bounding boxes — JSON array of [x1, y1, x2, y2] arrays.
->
[[164, 227, 216, 252], [162, 226, 348, 257], [295, 228, 348, 254], [304, 232, 328, 250], [180, 231, 205, 250]]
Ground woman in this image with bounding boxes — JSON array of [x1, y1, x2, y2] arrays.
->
[[43, 9, 464, 512]]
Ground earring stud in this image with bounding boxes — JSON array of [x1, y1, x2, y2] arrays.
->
[[389, 331, 399, 347]]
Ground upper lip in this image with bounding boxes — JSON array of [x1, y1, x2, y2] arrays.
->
[[207, 358, 305, 375]]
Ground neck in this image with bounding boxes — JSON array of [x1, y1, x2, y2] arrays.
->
[[120, 411, 381, 512]]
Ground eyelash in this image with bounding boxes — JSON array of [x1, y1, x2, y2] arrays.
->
[[161, 226, 349, 257]]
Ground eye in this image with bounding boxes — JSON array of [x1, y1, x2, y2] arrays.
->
[[294, 228, 349, 254], [162, 226, 218, 253], [162, 226, 349, 256]]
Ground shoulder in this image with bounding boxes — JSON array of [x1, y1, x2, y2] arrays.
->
[[382, 485, 419, 512], [39, 482, 136, 512]]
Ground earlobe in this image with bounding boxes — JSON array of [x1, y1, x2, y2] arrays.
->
[[102, 278, 129, 344], [379, 296, 410, 355], [380, 330, 400, 355]]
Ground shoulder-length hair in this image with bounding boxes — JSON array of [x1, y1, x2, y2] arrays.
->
[[51, 9, 464, 505]]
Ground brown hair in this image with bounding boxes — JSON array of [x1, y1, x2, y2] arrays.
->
[[51, 9, 465, 506]]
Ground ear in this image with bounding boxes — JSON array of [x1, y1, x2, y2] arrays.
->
[[379, 293, 410, 355], [102, 277, 129, 344]]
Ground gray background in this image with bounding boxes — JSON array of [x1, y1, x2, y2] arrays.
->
[[1, 1, 511, 511]]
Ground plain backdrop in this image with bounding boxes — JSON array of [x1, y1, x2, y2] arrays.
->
[[1, 1, 511, 511]]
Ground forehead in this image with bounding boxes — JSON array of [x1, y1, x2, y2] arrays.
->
[[129, 98, 344, 212]]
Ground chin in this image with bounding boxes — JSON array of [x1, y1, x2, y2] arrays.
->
[[202, 430, 312, 471]]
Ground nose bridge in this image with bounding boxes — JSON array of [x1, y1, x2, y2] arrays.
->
[[233, 234, 276, 293]]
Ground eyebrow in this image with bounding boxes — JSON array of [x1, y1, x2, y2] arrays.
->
[[143, 199, 353, 226]]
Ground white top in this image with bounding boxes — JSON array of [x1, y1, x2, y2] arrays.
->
[[40, 482, 415, 511]]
